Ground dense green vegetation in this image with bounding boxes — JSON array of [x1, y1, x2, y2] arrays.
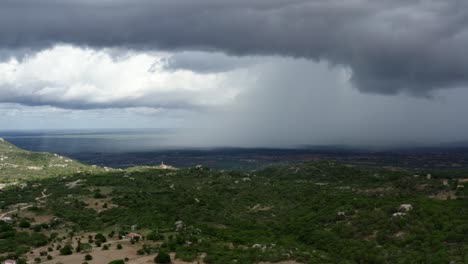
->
[[0, 140, 466, 263], [0, 221, 48, 258], [0, 161, 465, 263]]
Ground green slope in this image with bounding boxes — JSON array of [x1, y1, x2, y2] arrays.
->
[[0, 138, 105, 182]]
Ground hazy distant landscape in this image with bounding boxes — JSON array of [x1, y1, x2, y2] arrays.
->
[[4, 130, 468, 171]]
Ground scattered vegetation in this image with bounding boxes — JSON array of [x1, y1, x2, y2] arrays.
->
[[0, 140, 466, 263]]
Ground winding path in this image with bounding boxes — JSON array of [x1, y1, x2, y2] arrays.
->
[[0, 189, 51, 218]]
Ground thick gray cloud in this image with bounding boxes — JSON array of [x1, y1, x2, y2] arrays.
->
[[179, 58, 468, 148], [1, 0, 468, 95]]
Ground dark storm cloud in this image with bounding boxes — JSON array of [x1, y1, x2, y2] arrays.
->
[[181, 58, 468, 148], [1, 0, 468, 95]]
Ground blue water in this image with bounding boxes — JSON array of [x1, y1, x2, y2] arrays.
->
[[0, 129, 178, 154]]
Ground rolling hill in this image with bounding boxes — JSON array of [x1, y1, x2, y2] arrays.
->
[[0, 138, 105, 182]]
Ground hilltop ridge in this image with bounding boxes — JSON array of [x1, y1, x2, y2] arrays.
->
[[0, 137, 22, 152]]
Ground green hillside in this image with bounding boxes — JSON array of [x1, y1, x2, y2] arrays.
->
[[0, 138, 105, 182]]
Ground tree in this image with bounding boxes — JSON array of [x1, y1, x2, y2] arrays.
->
[[18, 220, 31, 228], [59, 245, 73, 255], [94, 190, 106, 199], [77, 243, 92, 253], [117, 244, 123, 250], [85, 254, 93, 261], [147, 231, 164, 241], [154, 251, 171, 264], [95, 233, 107, 243]]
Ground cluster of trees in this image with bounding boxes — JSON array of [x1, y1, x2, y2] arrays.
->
[[0, 221, 48, 257]]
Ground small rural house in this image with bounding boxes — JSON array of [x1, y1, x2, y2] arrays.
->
[[125, 233, 142, 240], [4, 260, 17, 264]]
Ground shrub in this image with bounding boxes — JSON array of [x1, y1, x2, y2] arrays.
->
[[95, 233, 107, 243], [18, 220, 31, 228], [59, 245, 73, 255], [108, 260, 125, 264], [77, 243, 92, 253], [147, 231, 164, 241], [94, 191, 106, 199], [32, 225, 42, 232], [154, 251, 171, 264]]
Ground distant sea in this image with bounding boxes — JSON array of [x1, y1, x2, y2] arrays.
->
[[0, 129, 180, 153], [0, 129, 200, 168]]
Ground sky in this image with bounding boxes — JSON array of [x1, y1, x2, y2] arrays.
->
[[1, 0, 468, 147]]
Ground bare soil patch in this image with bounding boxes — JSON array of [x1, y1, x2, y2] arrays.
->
[[429, 190, 457, 200]]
